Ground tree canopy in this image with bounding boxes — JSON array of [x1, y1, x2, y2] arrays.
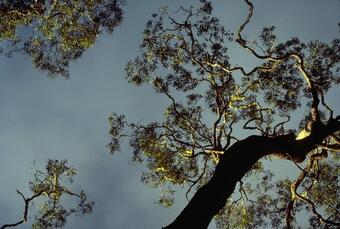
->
[[0, 0, 124, 77], [1, 0, 339, 229], [109, 0, 340, 228]]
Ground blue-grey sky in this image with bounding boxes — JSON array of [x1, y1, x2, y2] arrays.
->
[[0, 1, 339, 228]]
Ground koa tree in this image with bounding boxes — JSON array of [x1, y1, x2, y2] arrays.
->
[[0, 0, 124, 77], [108, 0, 340, 228]]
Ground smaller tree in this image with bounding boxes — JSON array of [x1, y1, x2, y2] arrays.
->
[[0, 0, 124, 77], [1, 159, 93, 229]]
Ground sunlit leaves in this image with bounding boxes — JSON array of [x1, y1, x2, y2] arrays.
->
[[0, 0, 125, 77], [1, 159, 93, 229], [131, 122, 200, 186], [303, 161, 339, 223], [29, 159, 94, 229], [213, 163, 297, 229], [156, 187, 175, 208], [114, 1, 340, 228]]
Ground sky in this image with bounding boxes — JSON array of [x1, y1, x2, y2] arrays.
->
[[0, 0, 339, 229]]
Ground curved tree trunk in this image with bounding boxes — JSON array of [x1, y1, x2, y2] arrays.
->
[[164, 119, 340, 229]]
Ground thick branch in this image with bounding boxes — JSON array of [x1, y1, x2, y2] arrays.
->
[[164, 118, 340, 228]]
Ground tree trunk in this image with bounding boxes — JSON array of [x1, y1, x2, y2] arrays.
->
[[164, 119, 340, 229]]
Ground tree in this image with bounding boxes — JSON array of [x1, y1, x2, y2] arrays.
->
[[1, 159, 93, 229], [108, 0, 340, 228], [0, 0, 124, 78], [1, 1, 339, 228]]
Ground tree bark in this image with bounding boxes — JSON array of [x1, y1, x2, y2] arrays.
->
[[164, 119, 340, 229]]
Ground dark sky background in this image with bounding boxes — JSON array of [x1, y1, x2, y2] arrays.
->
[[0, 1, 339, 228]]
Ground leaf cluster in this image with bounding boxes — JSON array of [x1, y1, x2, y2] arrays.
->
[[0, 0, 124, 77]]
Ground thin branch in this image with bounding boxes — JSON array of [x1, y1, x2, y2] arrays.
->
[[238, 180, 251, 202], [163, 89, 213, 145], [1, 190, 43, 229], [243, 107, 271, 135], [273, 115, 291, 135], [285, 153, 307, 173], [316, 143, 340, 151], [295, 192, 340, 227], [185, 158, 209, 201], [318, 88, 333, 119], [285, 198, 295, 229], [286, 153, 339, 229], [237, 0, 321, 122]]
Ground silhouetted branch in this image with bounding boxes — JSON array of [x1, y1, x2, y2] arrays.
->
[[186, 158, 208, 201], [0, 190, 43, 229]]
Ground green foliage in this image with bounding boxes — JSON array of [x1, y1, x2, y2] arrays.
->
[[303, 160, 339, 227], [108, 112, 126, 153], [215, 173, 296, 229], [30, 159, 94, 229], [0, 0, 124, 77], [109, 1, 339, 228], [1, 159, 94, 229]]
